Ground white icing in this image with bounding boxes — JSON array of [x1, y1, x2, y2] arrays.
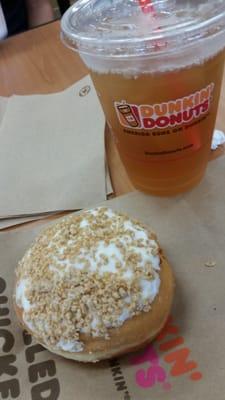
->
[[124, 295, 131, 304], [122, 270, 133, 280], [140, 273, 161, 301], [23, 317, 34, 332], [56, 339, 84, 353], [49, 264, 64, 277], [87, 209, 99, 217], [117, 308, 131, 324], [80, 219, 89, 228], [16, 279, 32, 312], [105, 208, 115, 218], [67, 239, 75, 246], [91, 316, 100, 330], [134, 247, 159, 270], [96, 242, 123, 274], [124, 220, 149, 242]]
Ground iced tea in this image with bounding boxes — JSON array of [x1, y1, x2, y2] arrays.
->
[[91, 49, 225, 195]]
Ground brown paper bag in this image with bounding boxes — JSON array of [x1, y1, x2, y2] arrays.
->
[[0, 156, 225, 399], [0, 76, 106, 217], [0, 212, 70, 230], [0, 215, 47, 230]]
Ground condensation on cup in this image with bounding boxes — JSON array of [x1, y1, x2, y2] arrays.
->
[[61, 0, 225, 196]]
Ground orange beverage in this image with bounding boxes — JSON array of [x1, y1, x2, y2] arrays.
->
[[61, 0, 225, 195], [90, 50, 225, 195]]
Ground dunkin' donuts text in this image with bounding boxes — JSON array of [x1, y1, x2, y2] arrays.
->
[[115, 83, 214, 131]]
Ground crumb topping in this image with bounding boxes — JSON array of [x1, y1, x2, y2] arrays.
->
[[15, 207, 161, 352]]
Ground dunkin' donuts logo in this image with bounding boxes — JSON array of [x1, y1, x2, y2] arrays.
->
[[129, 316, 203, 392], [109, 316, 203, 398], [115, 83, 214, 130]]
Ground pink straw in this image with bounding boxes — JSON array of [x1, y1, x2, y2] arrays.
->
[[139, 0, 167, 50], [138, 0, 155, 15]]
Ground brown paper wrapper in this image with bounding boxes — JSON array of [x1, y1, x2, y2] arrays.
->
[[0, 156, 225, 399], [0, 76, 106, 217]]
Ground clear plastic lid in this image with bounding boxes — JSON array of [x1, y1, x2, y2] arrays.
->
[[61, 0, 225, 58]]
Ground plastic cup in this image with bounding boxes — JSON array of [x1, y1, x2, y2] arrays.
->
[[61, 0, 225, 196]]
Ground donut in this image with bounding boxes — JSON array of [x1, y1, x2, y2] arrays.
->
[[14, 207, 174, 362]]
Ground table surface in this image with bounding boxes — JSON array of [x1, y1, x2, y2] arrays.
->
[[0, 20, 225, 226]]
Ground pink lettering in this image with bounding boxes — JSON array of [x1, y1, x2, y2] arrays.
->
[[131, 105, 141, 124], [169, 113, 183, 126], [136, 365, 167, 388], [143, 117, 155, 129], [193, 104, 202, 118], [130, 345, 168, 389], [201, 99, 209, 114], [183, 109, 194, 122], [156, 116, 170, 128], [130, 345, 158, 366]]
